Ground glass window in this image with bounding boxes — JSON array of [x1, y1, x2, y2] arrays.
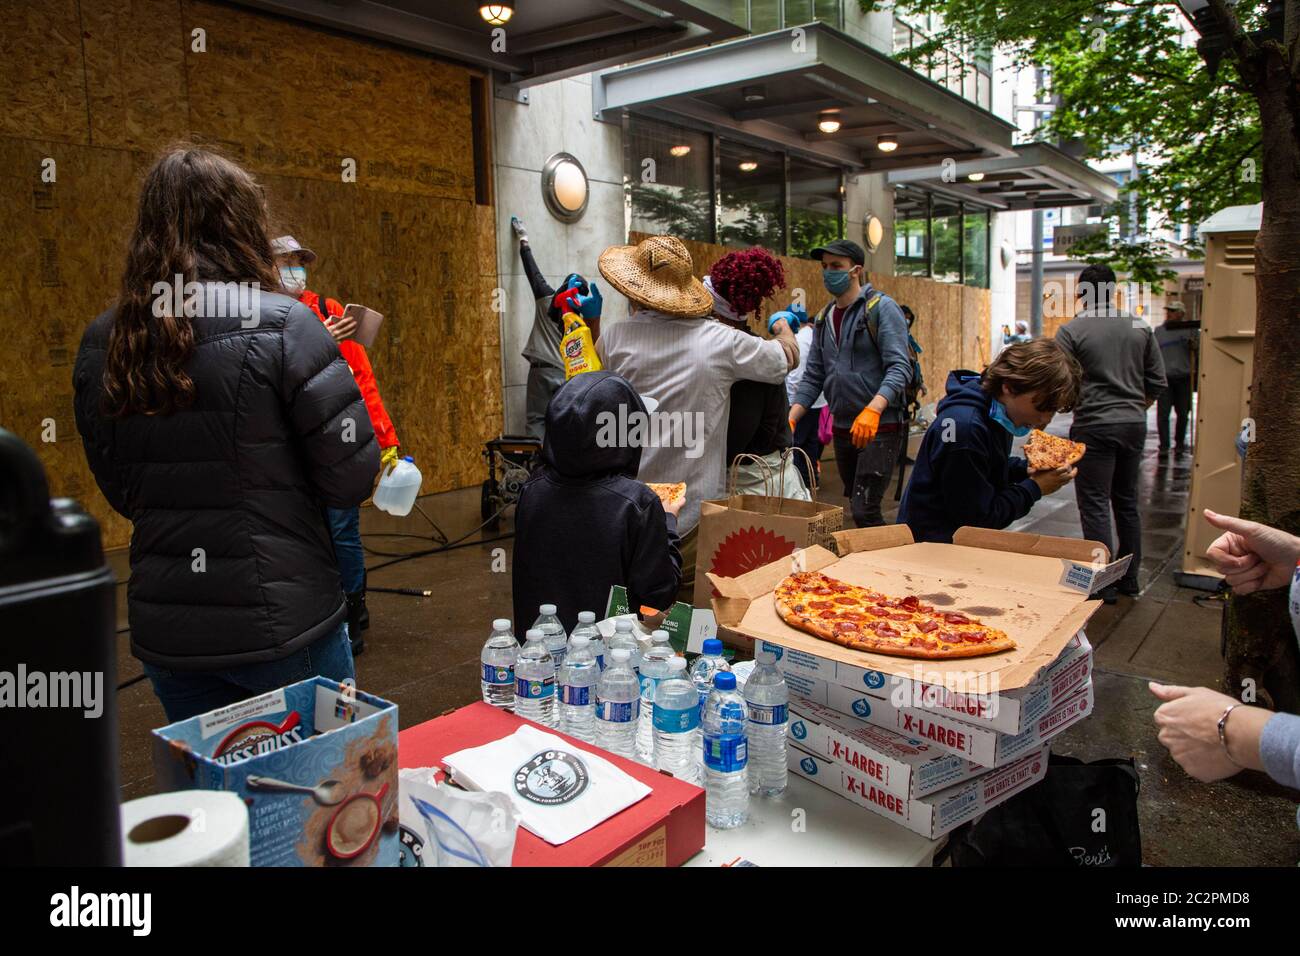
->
[[718, 140, 784, 251], [750, 0, 780, 32], [976, 69, 991, 110], [962, 208, 990, 288], [784, 0, 813, 25], [893, 19, 912, 55], [894, 186, 929, 277], [963, 63, 978, 103], [788, 157, 841, 257], [945, 53, 964, 95], [813, 0, 840, 27], [730, 0, 749, 29], [626, 115, 713, 242], [931, 197, 962, 283]]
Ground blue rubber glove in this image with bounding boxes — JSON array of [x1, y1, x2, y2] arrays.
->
[[768, 309, 797, 334], [577, 282, 603, 319], [562, 273, 589, 295]]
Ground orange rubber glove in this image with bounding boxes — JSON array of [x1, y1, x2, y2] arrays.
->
[[850, 406, 881, 448], [788, 417, 797, 433]]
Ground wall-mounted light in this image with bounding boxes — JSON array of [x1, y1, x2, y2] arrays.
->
[[876, 135, 899, 153], [541, 152, 589, 223], [479, 4, 513, 25], [669, 145, 692, 157], [968, 172, 985, 182], [865, 216, 884, 253], [738, 161, 758, 172], [742, 85, 766, 103], [817, 111, 842, 134]]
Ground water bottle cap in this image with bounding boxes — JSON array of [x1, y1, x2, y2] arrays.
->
[[578, 611, 596, 623], [667, 657, 687, 672], [614, 619, 633, 632], [756, 648, 777, 665], [492, 618, 511, 630], [539, 603, 557, 615], [610, 648, 630, 662], [402, 455, 414, 463], [651, 629, 669, 643], [713, 672, 737, 690], [703, 638, 723, 655], [524, 628, 544, 642]]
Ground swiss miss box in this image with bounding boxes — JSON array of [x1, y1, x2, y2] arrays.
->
[[151, 676, 399, 867]]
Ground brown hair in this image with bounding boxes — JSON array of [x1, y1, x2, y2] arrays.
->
[[102, 145, 282, 417], [981, 338, 1081, 412]]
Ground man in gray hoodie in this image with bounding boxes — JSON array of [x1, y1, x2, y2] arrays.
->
[[1055, 264, 1166, 600], [790, 239, 913, 527]]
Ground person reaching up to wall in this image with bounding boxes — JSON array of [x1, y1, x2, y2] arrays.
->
[[273, 235, 400, 657]]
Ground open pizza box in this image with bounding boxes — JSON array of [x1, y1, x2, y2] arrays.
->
[[709, 524, 1130, 718]]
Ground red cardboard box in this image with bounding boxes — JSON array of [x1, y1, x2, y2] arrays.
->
[[398, 703, 705, 867]]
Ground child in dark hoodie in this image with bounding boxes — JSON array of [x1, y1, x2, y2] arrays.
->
[[512, 371, 683, 636], [898, 339, 1082, 544]]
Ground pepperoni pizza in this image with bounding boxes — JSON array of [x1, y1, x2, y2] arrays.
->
[[773, 570, 1016, 660]]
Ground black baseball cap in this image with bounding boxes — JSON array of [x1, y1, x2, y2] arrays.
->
[[810, 239, 865, 266]]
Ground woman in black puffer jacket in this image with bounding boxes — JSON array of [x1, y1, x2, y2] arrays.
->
[[74, 145, 380, 722]]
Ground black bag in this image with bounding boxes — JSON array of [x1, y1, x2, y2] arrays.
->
[[949, 754, 1142, 867]]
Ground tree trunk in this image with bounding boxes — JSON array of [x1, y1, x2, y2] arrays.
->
[[1224, 33, 1300, 713]]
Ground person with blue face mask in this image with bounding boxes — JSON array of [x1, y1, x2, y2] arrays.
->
[[898, 339, 1082, 544], [788, 239, 915, 528]]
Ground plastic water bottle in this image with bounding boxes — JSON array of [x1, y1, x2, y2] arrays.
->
[[541, 621, 568, 672], [570, 611, 606, 671], [558, 635, 599, 742], [374, 456, 422, 517], [702, 672, 749, 829], [595, 648, 640, 759], [480, 618, 518, 709], [608, 619, 641, 673], [690, 639, 731, 718], [514, 628, 557, 727], [653, 657, 701, 785], [636, 631, 676, 765], [744, 649, 789, 797], [532, 603, 564, 635]]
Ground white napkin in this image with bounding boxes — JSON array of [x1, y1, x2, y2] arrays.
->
[[442, 725, 652, 846]]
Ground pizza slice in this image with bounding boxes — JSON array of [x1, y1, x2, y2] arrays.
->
[[773, 570, 1016, 660], [645, 482, 686, 508], [1024, 429, 1086, 471]]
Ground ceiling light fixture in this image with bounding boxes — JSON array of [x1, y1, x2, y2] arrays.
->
[[968, 172, 985, 182], [817, 111, 842, 134], [669, 145, 692, 157], [739, 161, 758, 172], [479, 4, 513, 25], [742, 85, 766, 103], [876, 134, 899, 153]]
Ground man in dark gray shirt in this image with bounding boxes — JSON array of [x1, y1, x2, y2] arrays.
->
[[1055, 264, 1167, 601], [1154, 301, 1196, 454]]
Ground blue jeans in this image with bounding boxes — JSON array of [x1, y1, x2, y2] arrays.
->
[[142, 621, 355, 723], [327, 506, 366, 593]]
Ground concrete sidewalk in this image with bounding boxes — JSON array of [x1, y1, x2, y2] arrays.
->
[[108, 412, 1299, 865]]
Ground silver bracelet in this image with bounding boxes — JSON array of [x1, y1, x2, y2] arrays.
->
[[1217, 704, 1242, 767]]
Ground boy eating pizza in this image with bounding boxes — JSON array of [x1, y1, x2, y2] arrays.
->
[[899, 339, 1083, 544]]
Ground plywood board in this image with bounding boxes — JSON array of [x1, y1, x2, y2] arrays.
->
[[0, 0, 90, 145]]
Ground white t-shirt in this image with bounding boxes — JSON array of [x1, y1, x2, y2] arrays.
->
[[787, 324, 827, 410]]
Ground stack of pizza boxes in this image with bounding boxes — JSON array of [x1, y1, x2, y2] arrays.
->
[[711, 526, 1131, 842]]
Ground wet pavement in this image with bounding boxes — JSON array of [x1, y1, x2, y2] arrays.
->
[[109, 410, 1299, 865]]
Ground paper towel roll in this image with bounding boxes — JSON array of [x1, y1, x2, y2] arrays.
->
[[121, 791, 250, 867]]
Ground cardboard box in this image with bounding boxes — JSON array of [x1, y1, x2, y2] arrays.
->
[[710, 525, 1121, 715], [767, 633, 1092, 737], [788, 739, 1051, 840], [398, 702, 705, 867], [788, 697, 986, 799], [152, 677, 399, 867]]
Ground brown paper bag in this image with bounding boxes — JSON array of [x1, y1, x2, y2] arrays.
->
[[692, 451, 844, 608]]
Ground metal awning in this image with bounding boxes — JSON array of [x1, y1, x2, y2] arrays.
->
[[233, 0, 745, 86], [593, 22, 1017, 171], [887, 143, 1120, 210]]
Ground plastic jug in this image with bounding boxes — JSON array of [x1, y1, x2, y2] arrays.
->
[[374, 455, 421, 516]]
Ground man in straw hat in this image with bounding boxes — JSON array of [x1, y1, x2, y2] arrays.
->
[[596, 235, 799, 593]]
